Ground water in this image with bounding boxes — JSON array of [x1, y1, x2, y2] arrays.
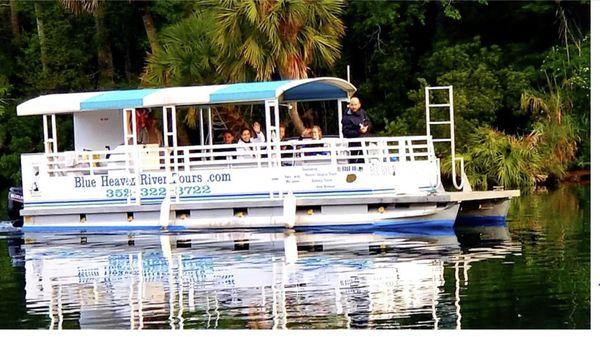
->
[[0, 185, 590, 329]]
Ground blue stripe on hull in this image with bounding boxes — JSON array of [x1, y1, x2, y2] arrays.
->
[[295, 219, 455, 235], [455, 215, 506, 227], [22, 218, 455, 235], [22, 225, 187, 233]]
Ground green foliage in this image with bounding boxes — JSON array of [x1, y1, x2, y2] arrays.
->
[[0, 0, 590, 190], [450, 127, 542, 190], [521, 90, 578, 180], [141, 12, 222, 86], [17, 1, 96, 93], [202, 0, 345, 81], [378, 116, 409, 137], [540, 35, 590, 168], [404, 38, 527, 151], [0, 76, 9, 117]]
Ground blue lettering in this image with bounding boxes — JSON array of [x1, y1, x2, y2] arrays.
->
[[74, 176, 96, 188]]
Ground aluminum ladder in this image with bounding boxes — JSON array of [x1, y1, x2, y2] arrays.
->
[[425, 86, 468, 191]]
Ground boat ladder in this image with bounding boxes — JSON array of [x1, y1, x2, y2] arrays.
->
[[425, 86, 469, 191]]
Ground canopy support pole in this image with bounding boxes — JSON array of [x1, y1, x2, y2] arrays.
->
[[123, 108, 140, 205], [337, 98, 349, 138], [199, 107, 205, 146], [162, 105, 179, 205], [264, 99, 282, 198], [208, 107, 213, 146], [42, 114, 57, 153], [123, 108, 137, 146]]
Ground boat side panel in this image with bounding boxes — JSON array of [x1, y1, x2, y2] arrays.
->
[[21, 162, 439, 208], [455, 199, 512, 226]]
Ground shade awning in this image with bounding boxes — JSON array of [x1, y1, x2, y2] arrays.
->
[[17, 77, 356, 116]]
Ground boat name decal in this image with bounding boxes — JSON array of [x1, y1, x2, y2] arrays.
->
[[73, 172, 232, 189]]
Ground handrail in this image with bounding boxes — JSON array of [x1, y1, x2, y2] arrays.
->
[[452, 157, 465, 190], [41, 136, 439, 181], [425, 85, 465, 191]]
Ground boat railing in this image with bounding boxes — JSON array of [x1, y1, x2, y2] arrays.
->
[[41, 135, 436, 177]]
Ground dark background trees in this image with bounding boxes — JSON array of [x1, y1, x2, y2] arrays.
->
[[0, 0, 590, 190]]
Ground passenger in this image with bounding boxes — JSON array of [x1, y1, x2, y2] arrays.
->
[[342, 97, 372, 163], [311, 125, 323, 140], [304, 125, 329, 157], [301, 126, 313, 138], [252, 121, 266, 143], [236, 122, 265, 160], [300, 113, 315, 138], [214, 130, 236, 161], [222, 130, 235, 144], [279, 125, 287, 141], [134, 108, 149, 144], [138, 111, 163, 146], [278, 124, 294, 166]]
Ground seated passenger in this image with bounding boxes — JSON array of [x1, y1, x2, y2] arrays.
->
[[214, 130, 236, 160], [278, 125, 287, 141], [236, 122, 265, 160], [136, 108, 163, 146], [303, 125, 329, 156], [278, 124, 294, 165], [300, 113, 315, 139], [222, 130, 235, 145]]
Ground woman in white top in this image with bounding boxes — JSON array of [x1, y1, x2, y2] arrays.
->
[[236, 122, 265, 161]]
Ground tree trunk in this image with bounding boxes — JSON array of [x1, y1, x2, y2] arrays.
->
[[280, 70, 307, 134], [141, 11, 160, 54], [94, 4, 114, 87], [9, 0, 20, 41], [34, 1, 48, 74], [288, 103, 306, 135]]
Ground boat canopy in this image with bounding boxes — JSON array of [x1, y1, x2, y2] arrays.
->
[[17, 77, 356, 116]]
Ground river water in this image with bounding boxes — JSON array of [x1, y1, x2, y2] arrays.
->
[[0, 184, 590, 329]]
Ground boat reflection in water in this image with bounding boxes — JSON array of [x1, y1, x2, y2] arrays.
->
[[20, 223, 519, 329]]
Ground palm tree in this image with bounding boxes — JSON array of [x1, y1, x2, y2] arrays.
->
[[521, 89, 577, 179], [129, 0, 161, 55], [206, 0, 345, 133], [141, 12, 221, 87]]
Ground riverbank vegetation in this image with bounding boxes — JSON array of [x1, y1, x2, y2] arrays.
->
[[0, 0, 589, 191]]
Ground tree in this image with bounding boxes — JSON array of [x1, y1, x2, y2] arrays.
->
[[205, 0, 345, 134], [141, 12, 221, 87], [129, 0, 161, 55], [59, 0, 165, 86], [395, 38, 532, 150], [9, 0, 20, 41], [521, 88, 577, 180], [58, 0, 114, 86], [33, 1, 48, 74]]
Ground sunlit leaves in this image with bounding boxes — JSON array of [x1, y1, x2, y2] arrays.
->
[[204, 0, 344, 81], [141, 12, 221, 86]]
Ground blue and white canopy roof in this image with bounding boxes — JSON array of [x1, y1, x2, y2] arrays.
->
[[17, 77, 356, 116]]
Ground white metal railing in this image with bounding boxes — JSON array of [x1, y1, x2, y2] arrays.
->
[[40, 136, 439, 200], [44, 136, 435, 175]]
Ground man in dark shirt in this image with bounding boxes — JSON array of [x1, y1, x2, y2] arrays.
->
[[342, 97, 371, 138], [342, 97, 371, 163]]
